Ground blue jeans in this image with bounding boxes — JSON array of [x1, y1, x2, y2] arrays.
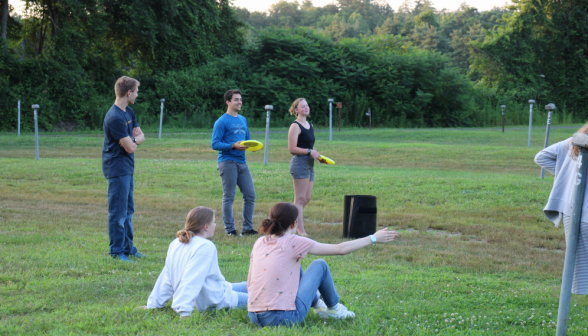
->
[[248, 259, 340, 327], [217, 160, 256, 233], [231, 281, 249, 309], [107, 175, 137, 257]]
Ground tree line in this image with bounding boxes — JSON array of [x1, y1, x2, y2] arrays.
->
[[0, 0, 586, 131]]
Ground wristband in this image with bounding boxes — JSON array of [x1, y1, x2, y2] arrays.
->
[[369, 235, 376, 245], [307, 149, 312, 155], [231, 143, 235, 150]]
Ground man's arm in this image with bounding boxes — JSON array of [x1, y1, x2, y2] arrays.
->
[[133, 127, 145, 145], [211, 120, 232, 151], [119, 137, 137, 154]]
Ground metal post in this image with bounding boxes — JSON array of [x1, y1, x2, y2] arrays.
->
[[264, 105, 273, 166], [556, 133, 588, 336], [159, 98, 165, 139], [366, 108, 372, 130], [501, 105, 506, 133], [337, 102, 342, 132], [18, 100, 21, 137], [328, 98, 333, 142], [528, 100, 535, 148], [32, 104, 39, 161], [541, 103, 556, 179]]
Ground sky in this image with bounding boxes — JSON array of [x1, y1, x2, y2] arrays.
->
[[11, 0, 512, 16]]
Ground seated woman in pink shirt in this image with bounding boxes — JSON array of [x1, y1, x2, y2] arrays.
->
[[247, 202, 398, 327]]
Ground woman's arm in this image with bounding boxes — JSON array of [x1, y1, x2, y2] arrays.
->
[[288, 123, 321, 158], [146, 268, 175, 309], [534, 142, 561, 175], [170, 253, 213, 316], [308, 228, 398, 256]]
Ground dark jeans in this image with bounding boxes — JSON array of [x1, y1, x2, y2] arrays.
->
[[217, 160, 256, 233], [107, 174, 137, 256], [248, 259, 340, 327]]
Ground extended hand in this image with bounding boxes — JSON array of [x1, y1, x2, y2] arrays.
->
[[373, 228, 398, 243]]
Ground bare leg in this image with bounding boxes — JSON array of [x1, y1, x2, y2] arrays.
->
[[293, 178, 314, 236]]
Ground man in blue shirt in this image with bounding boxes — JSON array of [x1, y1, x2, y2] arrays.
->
[[102, 76, 146, 262], [211, 89, 257, 236]]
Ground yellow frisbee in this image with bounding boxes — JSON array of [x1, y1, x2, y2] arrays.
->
[[241, 140, 263, 152], [318, 155, 335, 165]]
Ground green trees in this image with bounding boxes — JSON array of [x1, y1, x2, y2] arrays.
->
[[149, 27, 472, 128], [470, 0, 588, 118], [0, 0, 244, 131]]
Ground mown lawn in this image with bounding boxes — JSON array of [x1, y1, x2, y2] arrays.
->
[[2, 126, 588, 335]]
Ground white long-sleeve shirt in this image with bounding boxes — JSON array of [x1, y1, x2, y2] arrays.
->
[[146, 237, 238, 316]]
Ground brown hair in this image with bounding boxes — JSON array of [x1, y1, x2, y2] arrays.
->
[[259, 202, 298, 236], [176, 206, 215, 243], [114, 76, 140, 98], [224, 89, 242, 103], [571, 122, 588, 159], [289, 98, 306, 116]]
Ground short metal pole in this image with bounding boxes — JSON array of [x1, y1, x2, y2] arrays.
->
[[528, 100, 535, 148], [366, 108, 372, 130], [18, 100, 21, 137], [556, 133, 588, 336], [32, 104, 39, 161], [159, 98, 165, 139], [501, 105, 506, 133], [541, 103, 556, 179], [264, 105, 273, 166], [328, 98, 333, 142]]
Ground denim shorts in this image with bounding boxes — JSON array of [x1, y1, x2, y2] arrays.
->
[[290, 155, 314, 181]]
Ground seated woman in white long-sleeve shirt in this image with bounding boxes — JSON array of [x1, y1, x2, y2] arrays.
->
[[144, 206, 248, 316]]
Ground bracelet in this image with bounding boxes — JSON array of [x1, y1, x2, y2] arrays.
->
[[369, 235, 376, 245]]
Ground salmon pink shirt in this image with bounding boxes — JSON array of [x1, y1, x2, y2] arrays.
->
[[247, 234, 316, 312]]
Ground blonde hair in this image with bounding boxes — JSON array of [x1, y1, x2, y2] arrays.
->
[[176, 207, 215, 243], [570, 122, 588, 159], [114, 76, 140, 98], [289, 98, 306, 116]]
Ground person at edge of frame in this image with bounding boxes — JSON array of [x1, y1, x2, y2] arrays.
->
[[535, 121, 588, 294], [102, 76, 146, 262], [211, 89, 258, 237]]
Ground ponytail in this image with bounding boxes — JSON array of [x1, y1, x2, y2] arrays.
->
[[176, 229, 195, 244]]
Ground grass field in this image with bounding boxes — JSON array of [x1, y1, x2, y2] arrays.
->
[[2, 126, 588, 335]]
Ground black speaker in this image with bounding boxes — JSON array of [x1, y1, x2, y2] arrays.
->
[[343, 195, 377, 238]]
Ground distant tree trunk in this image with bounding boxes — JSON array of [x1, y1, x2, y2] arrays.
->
[[1, 0, 8, 41]]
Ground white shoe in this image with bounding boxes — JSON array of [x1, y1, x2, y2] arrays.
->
[[312, 299, 327, 314], [318, 303, 355, 319]]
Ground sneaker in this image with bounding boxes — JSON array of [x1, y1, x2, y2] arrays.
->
[[318, 303, 355, 319], [130, 252, 147, 259], [227, 230, 242, 237], [241, 229, 258, 236], [312, 299, 327, 314], [114, 254, 136, 263]]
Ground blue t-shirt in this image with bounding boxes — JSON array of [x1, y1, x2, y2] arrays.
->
[[102, 104, 139, 178], [211, 113, 251, 163]]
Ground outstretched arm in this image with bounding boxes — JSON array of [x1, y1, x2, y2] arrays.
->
[[308, 228, 398, 256]]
